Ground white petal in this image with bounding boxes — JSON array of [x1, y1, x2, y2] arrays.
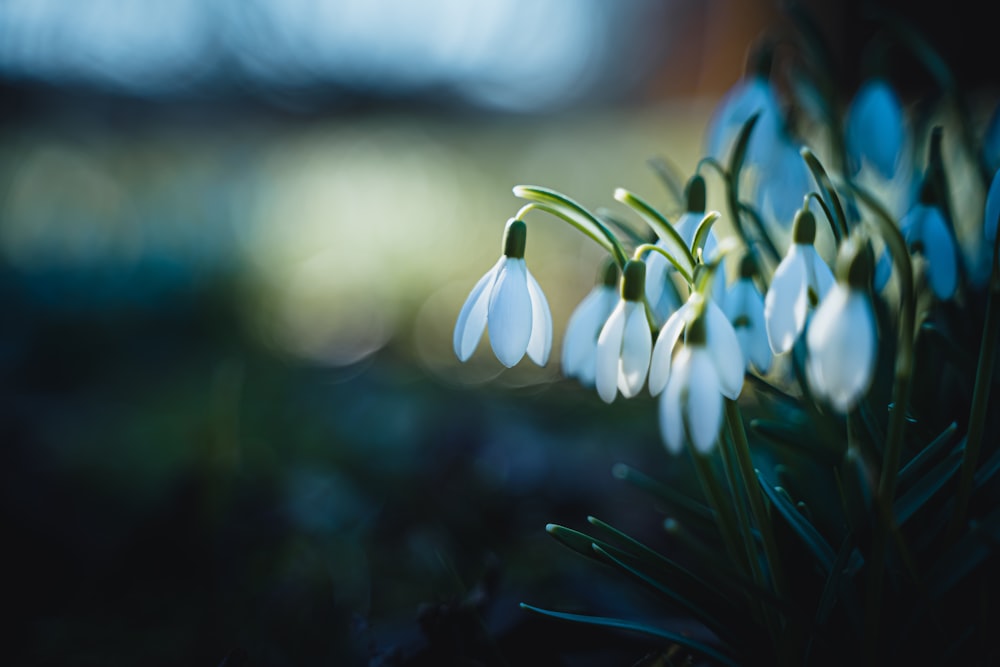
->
[[595, 300, 627, 403], [659, 347, 690, 455], [802, 245, 835, 303], [618, 301, 652, 398], [487, 258, 532, 367], [807, 285, 876, 412], [561, 286, 615, 384], [726, 279, 772, 373], [706, 299, 745, 399], [645, 242, 681, 325], [686, 349, 724, 453], [846, 80, 904, 179], [987, 168, 1000, 244], [649, 300, 693, 395], [453, 258, 502, 361], [525, 268, 553, 366], [765, 246, 808, 354]]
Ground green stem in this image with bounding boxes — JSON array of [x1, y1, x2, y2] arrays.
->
[[688, 444, 752, 581], [725, 399, 786, 599], [948, 214, 1000, 538]]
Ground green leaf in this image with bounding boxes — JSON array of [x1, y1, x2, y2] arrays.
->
[[926, 503, 1000, 598], [519, 603, 742, 667], [757, 471, 837, 574], [611, 463, 715, 528], [691, 211, 721, 260], [894, 439, 966, 525], [727, 112, 759, 189], [898, 421, 958, 490]]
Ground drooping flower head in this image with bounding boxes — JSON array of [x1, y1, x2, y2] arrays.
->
[[562, 260, 619, 387], [764, 208, 835, 354], [846, 78, 906, 180], [644, 175, 721, 324], [900, 146, 958, 300], [453, 218, 552, 367], [595, 260, 653, 403], [807, 235, 878, 412], [723, 254, 772, 374]]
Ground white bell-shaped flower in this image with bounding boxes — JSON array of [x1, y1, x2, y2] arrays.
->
[[562, 262, 619, 387], [846, 78, 905, 180], [649, 292, 744, 401], [806, 237, 877, 412], [752, 136, 813, 232], [724, 255, 772, 374], [595, 260, 653, 403], [644, 175, 722, 324], [900, 200, 957, 300], [764, 209, 835, 354], [984, 167, 1000, 245], [705, 54, 783, 167], [453, 218, 552, 367], [658, 311, 735, 454]]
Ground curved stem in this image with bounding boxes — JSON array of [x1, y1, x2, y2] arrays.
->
[[633, 242, 693, 286]]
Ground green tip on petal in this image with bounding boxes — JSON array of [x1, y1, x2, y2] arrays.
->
[[837, 235, 874, 290], [503, 218, 527, 258], [792, 208, 817, 245], [621, 260, 646, 302], [685, 174, 706, 212]]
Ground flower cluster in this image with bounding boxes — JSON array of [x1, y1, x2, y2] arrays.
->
[[447, 16, 1000, 666]]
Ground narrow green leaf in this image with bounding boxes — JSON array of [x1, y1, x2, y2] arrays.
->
[[757, 471, 837, 574], [519, 603, 741, 667], [691, 211, 721, 260], [894, 440, 966, 524], [926, 504, 1000, 598], [898, 422, 958, 490], [728, 113, 759, 187], [611, 463, 715, 527]]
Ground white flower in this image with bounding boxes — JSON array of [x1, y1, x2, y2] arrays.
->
[[752, 136, 813, 231], [644, 239, 684, 325], [656, 308, 743, 455], [453, 219, 552, 367], [764, 209, 834, 354], [706, 72, 783, 167], [846, 79, 905, 180], [562, 266, 618, 387], [648, 295, 744, 400], [723, 259, 771, 374], [900, 202, 957, 300], [595, 261, 652, 403]]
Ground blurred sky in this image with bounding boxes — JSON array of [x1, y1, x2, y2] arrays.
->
[[1, 0, 995, 374]]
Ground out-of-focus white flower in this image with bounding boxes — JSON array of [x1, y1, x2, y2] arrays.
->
[[764, 209, 835, 354], [846, 79, 905, 180], [807, 237, 877, 412], [453, 218, 552, 367], [656, 308, 742, 454], [724, 255, 772, 374], [595, 260, 652, 403], [901, 201, 957, 299], [752, 136, 813, 231], [985, 168, 1000, 245], [562, 261, 619, 387], [706, 56, 783, 167]]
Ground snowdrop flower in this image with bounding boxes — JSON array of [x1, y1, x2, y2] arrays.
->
[[900, 197, 957, 300], [657, 309, 742, 454], [644, 175, 721, 323], [706, 45, 783, 166], [562, 260, 619, 387], [764, 208, 835, 354], [807, 237, 877, 412], [845, 79, 905, 180], [752, 136, 813, 231], [595, 260, 652, 403], [984, 168, 1000, 245], [723, 255, 772, 374], [649, 291, 744, 401], [453, 218, 552, 367]]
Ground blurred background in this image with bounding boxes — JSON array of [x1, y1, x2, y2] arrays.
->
[[1, 1, 996, 665]]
